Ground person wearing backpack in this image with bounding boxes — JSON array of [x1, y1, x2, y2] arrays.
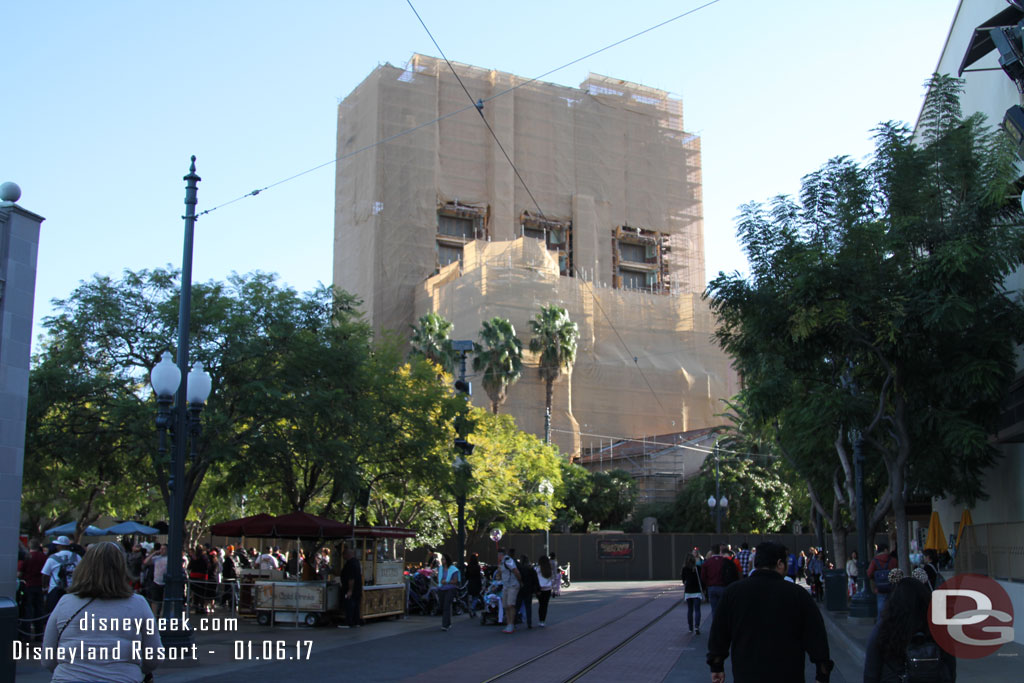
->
[[867, 542, 899, 620], [701, 544, 737, 619], [921, 548, 945, 591], [864, 576, 956, 682], [41, 536, 82, 615]]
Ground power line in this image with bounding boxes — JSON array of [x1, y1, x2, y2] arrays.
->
[[196, 0, 724, 218]]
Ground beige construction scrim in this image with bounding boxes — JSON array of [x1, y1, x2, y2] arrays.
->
[[334, 54, 738, 457]]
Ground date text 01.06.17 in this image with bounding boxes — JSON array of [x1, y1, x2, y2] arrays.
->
[[234, 640, 313, 661]]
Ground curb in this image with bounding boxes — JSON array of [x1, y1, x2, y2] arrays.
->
[[818, 607, 866, 665]]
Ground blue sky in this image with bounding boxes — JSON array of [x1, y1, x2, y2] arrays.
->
[[5, 1, 958, 346]]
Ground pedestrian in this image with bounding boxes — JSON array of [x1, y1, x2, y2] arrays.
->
[[798, 550, 808, 583], [221, 546, 237, 608], [187, 546, 210, 614], [549, 552, 561, 597], [515, 554, 538, 629], [707, 541, 833, 683], [437, 553, 460, 631], [921, 548, 945, 591], [700, 544, 738, 618], [496, 548, 521, 634], [41, 536, 82, 615], [735, 543, 752, 577], [866, 541, 899, 620], [257, 547, 279, 571], [18, 538, 47, 642], [142, 542, 167, 616], [807, 548, 824, 602], [681, 552, 703, 635], [535, 555, 554, 627], [466, 554, 483, 611], [863, 576, 956, 682], [846, 551, 859, 600], [42, 541, 162, 683], [338, 545, 363, 628]]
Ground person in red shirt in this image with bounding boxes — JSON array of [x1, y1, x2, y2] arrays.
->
[[866, 542, 898, 620], [18, 538, 48, 641], [701, 545, 739, 618]]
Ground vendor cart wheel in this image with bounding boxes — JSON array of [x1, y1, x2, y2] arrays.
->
[[304, 613, 319, 627], [257, 611, 271, 626]]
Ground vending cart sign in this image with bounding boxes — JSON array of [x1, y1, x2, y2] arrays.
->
[[597, 539, 634, 560]]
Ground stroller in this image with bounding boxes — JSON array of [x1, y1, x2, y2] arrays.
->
[[407, 572, 439, 615]]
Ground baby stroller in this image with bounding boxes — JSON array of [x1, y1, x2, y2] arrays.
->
[[407, 572, 438, 615], [479, 579, 504, 625]]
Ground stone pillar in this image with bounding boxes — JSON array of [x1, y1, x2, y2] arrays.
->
[[0, 181, 44, 601]]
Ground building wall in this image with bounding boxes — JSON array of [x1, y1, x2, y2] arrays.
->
[[926, 0, 1024, 532], [334, 56, 732, 452], [0, 198, 43, 602]]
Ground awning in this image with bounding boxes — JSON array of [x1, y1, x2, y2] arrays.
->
[[958, 5, 1024, 75]]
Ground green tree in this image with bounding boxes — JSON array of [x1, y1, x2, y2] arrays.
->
[[528, 305, 579, 443], [705, 75, 1024, 568], [410, 312, 458, 374], [577, 469, 638, 531], [452, 409, 563, 546], [670, 455, 792, 533], [472, 317, 523, 414]]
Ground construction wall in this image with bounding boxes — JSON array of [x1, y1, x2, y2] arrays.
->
[[334, 55, 734, 453], [415, 239, 736, 456]]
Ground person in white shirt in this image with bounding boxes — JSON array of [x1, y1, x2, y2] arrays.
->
[[535, 555, 555, 627], [257, 551, 279, 571], [41, 536, 82, 613]]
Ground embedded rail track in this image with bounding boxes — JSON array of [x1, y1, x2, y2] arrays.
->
[[481, 588, 684, 683]]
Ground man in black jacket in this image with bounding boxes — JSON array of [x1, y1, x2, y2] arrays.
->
[[707, 542, 833, 683]]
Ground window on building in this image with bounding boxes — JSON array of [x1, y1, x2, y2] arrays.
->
[[619, 242, 646, 263], [438, 243, 462, 268], [619, 269, 646, 290], [438, 215, 475, 239], [520, 211, 572, 277]]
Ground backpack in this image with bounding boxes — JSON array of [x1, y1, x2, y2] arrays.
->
[[56, 553, 77, 590], [926, 563, 946, 588], [872, 557, 893, 594], [721, 557, 739, 585], [903, 632, 951, 683]]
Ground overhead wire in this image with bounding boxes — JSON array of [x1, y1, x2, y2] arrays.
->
[[552, 427, 782, 460], [196, 0, 723, 219], [407, 0, 729, 418]]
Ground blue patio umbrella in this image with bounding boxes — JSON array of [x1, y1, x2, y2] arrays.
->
[[102, 521, 160, 535], [45, 522, 109, 536]]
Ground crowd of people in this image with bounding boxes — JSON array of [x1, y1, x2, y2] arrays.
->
[[693, 540, 956, 683]]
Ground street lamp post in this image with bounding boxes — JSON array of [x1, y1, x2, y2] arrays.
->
[[149, 157, 213, 645], [451, 339, 474, 571], [453, 456, 471, 572], [707, 444, 729, 534], [539, 479, 554, 555]]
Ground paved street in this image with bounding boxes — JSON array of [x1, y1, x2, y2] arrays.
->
[[16, 581, 871, 682]]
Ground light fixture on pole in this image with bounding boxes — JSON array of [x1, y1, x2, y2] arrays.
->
[[707, 443, 728, 534], [539, 479, 554, 555], [149, 156, 213, 646], [452, 453, 472, 571]]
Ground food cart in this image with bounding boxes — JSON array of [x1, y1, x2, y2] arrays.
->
[[347, 526, 415, 620], [210, 512, 416, 625]]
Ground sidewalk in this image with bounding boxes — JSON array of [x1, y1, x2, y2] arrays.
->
[[818, 602, 1023, 682]]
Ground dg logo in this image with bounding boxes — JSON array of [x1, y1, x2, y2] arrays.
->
[[929, 573, 1015, 659]]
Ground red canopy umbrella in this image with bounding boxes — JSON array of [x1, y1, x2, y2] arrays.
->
[[243, 511, 353, 540], [209, 513, 275, 537]]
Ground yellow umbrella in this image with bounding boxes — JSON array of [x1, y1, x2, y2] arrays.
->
[[924, 510, 948, 552], [955, 508, 973, 549]]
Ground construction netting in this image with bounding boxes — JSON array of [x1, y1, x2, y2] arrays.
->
[[334, 55, 737, 456]]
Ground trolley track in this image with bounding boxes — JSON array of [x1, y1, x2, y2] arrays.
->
[[481, 587, 684, 683]]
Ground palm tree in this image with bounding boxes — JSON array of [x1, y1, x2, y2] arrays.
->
[[472, 317, 523, 414], [529, 305, 579, 443], [409, 312, 457, 374]]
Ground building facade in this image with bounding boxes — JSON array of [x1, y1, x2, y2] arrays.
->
[[334, 55, 736, 455]]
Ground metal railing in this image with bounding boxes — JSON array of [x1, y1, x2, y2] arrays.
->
[[955, 522, 1024, 582]]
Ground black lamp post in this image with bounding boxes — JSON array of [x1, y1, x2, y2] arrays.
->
[[707, 443, 729, 534], [451, 339, 474, 570], [149, 157, 213, 644]]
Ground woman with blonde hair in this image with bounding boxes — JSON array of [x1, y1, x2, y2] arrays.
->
[[43, 541, 162, 682]]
